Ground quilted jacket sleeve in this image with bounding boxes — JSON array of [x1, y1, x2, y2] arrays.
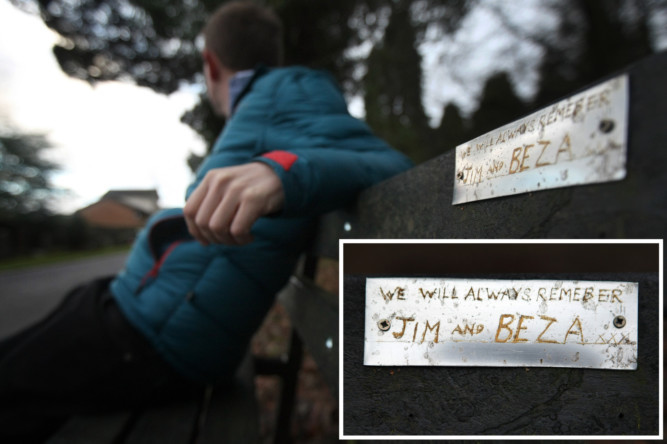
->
[[251, 68, 413, 217]]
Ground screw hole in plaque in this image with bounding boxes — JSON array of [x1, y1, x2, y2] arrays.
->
[[613, 315, 626, 329]]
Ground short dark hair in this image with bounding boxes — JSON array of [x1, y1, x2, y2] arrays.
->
[[203, 1, 284, 70]]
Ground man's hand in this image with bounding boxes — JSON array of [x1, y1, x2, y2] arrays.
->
[[184, 162, 285, 245]]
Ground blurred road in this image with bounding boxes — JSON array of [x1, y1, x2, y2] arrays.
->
[[0, 252, 127, 339]]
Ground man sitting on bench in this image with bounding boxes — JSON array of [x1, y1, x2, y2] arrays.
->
[[0, 1, 412, 442]]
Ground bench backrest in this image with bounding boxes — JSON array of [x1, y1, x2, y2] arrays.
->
[[330, 52, 667, 241]]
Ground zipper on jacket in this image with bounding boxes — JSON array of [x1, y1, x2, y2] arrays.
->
[[135, 241, 183, 294]]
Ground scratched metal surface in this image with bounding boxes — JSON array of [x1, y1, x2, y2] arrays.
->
[[363, 278, 638, 370], [452, 74, 628, 205]]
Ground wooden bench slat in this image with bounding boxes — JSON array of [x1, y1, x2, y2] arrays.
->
[[195, 384, 259, 443], [123, 399, 201, 444], [45, 351, 258, 444], [45, 411, 134, 444]]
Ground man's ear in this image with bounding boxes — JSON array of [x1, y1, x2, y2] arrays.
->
[[202, 49, 220, 81]]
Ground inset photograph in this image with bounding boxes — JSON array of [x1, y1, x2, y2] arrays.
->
[[341, 240, 661, 439]]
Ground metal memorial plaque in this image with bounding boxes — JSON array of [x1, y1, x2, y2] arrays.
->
[[452, 74, 628, 205], [364, 278, 638, 370]]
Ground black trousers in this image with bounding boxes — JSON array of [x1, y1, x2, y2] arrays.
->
[[0, 276, 203, 443]]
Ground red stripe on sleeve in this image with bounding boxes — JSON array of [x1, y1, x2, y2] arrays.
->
[[261, 150, 298, 171]]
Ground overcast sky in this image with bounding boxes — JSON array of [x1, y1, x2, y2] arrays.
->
[[1, 0, 664, 215], [0, 0, 205, 214]]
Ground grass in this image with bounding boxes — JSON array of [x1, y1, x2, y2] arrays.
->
[[0, 245, 130, 272]]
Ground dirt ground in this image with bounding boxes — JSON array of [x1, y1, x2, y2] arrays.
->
[[251, 259, 339, 443]]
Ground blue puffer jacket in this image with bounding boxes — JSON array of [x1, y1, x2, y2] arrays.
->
[[110, 66, 412, 383]]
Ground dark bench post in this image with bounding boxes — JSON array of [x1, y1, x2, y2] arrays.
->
[[265, 226, 340, 443]]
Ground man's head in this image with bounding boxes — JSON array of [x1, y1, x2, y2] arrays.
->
[[202, 1, 284, 117]]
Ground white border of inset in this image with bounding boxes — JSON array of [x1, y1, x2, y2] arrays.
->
[[339, 239, 663, 441]]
